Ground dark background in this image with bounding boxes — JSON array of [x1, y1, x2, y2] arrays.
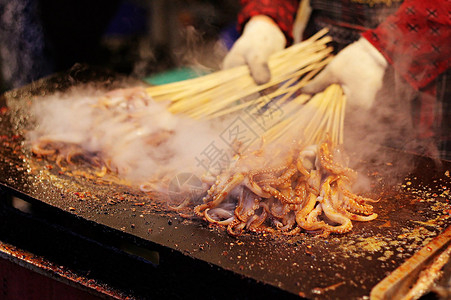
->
[[0, 0, 241, 93]]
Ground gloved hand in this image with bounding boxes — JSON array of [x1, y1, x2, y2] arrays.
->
[[223, 15, 286, 85], [303, 37, 388, 110]]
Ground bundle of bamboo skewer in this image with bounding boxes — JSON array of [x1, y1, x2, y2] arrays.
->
[[146, 28, 345, 147]]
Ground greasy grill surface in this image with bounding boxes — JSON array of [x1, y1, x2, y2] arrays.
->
[[1, 65, 450, 299]]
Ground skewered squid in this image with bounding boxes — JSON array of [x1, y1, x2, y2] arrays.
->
[[194, 136, 378, 237]]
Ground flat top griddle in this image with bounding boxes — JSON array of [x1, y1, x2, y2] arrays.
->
[[1, 65, 450, 299]]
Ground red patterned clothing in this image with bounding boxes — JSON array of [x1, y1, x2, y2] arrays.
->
[[362, 0, 451, 91], [237, 0, 299, 43]]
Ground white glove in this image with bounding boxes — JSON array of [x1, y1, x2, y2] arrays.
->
[[303, 38, 388, 110], [223, 15, 286, 85]]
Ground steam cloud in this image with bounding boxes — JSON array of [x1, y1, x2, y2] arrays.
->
[[27, 85, 238, 189]]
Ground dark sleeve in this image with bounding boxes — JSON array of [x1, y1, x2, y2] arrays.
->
[[237, 0, 300, 44], [362, 0, 451, 90]]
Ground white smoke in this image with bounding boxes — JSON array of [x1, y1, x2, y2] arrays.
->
[[27, 85, 233, 187]]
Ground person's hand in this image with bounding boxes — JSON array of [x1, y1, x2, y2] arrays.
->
[[223, 15, 286, 85], [303, 38, 388, 110]]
